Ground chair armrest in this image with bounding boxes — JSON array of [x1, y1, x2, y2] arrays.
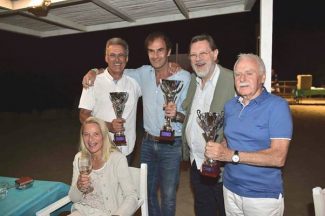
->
[[36, 195, 71, 216], [313, 187, 325, 216], [137, 198, 144, 208]]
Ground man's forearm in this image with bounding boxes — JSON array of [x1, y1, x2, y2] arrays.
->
[[106, 122, 114, 132], [79, 109, 91, 124]]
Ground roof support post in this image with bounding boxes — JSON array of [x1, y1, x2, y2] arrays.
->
[[259, 0, 273, 92]]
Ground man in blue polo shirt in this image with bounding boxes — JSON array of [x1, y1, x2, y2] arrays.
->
[[205, 53, 293, 216]]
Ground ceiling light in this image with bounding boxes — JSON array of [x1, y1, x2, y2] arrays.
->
[[28, 0, 51, 16], [0, 0, 66, 10]]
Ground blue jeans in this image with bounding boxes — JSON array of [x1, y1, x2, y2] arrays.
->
[[140, 136, 182, 216]]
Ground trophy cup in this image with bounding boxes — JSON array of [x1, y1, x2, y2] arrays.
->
[[109, 92, 129, 146], [197, 110, 224, 178], [159, 79, 183, 142]]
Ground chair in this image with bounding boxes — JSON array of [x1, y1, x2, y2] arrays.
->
[[313, 187, 325, 216], [36, 163, 148, 216]]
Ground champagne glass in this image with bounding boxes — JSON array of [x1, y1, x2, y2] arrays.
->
[[78, 153, 94, 194]]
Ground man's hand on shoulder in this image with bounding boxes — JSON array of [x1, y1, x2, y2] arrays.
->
[[168, 62, 182, 75], [82, 68, 105, 88]]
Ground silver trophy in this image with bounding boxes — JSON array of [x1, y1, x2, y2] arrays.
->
[[109, 92, 129, 146], [197, 110, 224, 178], [160, 79, 183, 142]]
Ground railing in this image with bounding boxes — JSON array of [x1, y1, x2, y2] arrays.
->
[[272, 80, 297, 96]]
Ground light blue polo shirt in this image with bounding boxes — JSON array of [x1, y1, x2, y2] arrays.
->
[[125, 65, 191, 136], [223, 88, 293, 198]]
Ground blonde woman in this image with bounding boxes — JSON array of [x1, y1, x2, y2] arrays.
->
[[68, 117, 138, 216]]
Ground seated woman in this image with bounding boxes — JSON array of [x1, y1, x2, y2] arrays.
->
[[68, 116, 138, 216]]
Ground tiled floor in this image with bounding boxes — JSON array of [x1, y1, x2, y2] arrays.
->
[[175, 167, 195, 216]]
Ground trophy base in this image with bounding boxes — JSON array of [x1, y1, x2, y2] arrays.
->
[[159, 130, 175, 143], [201, 162, 221, 178], [114, 134, 127, 146]]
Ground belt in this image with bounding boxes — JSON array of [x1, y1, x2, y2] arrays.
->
[[144, 131, 160, 142], [144, 131, 181, 142]]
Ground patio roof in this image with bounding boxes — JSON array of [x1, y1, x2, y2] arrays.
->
[[0, 0, 256, 38]]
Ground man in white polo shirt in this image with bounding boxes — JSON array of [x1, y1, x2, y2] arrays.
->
[[79, 37, 141, 164]]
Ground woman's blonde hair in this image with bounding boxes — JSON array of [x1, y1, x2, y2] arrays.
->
[[79, 116, 118, 161]]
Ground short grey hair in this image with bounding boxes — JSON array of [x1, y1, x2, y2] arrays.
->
[[106, 37, 129, 56], [234, 53, 266, 75]]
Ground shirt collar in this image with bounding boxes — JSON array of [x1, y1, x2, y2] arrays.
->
[[104, 68, 114, 81], [195, 64, 220, 87], [104, 68, 123, 83], [237, 87, 270, 105]]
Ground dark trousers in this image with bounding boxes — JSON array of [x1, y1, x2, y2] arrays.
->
[[126, 151, 134, 166], [190, 161, 225, 216]]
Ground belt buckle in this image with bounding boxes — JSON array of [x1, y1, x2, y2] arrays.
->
[[153, 135, 159, 142], [145, 132, 159, 142], [145, 132, 176, 144], [150, 133, 159, 142]]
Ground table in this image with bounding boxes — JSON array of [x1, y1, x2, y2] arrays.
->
[[0, 176, 70, 216], [294, 88, 325, 98]]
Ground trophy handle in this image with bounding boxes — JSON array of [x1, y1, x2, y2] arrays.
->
[[161, 85, 167, 95], [197, 110, 202, 120], [175, 83, 183, 94], [213, 134, 219, 142], [163, 94, 167, 104]]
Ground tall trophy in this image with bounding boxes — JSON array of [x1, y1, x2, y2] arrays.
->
[[160, 79, 183, 142], [109, 92, 129, 146], [197, 110, 224, 178]]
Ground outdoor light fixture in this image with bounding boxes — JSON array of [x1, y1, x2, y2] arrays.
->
[[28, 0, 51, 16], [0, 0, 67, 16]]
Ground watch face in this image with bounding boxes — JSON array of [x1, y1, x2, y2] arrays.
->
[[232, 155, 240, 163]]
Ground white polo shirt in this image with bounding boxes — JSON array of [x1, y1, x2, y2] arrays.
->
[[79, 69, 141, 156]]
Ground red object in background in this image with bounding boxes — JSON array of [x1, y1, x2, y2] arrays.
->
[[15, 176, 34, 189]]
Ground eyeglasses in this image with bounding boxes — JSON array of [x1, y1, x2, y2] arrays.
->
[[107, 53, 127, 60], [189, 51, 212, 60]]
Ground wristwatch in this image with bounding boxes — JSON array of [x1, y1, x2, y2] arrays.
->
[[232, 150, 240, 164]]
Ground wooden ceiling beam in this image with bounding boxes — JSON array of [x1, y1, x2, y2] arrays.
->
[[91, 0, 135, 22], [20, 11, 87, 31], [173, 0, 189, 19]]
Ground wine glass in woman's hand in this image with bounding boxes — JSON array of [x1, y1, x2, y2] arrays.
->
[[78, 153, 94, 194]]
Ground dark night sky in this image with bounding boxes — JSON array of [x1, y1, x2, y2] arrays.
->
[[1, 0, 325, 112]]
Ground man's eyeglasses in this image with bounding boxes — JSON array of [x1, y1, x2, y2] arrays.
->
[[189, 51, 212, 60], [107, 53, 127, 60]]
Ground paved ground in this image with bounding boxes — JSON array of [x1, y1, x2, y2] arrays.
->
[[0, 103, 324, 216]]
